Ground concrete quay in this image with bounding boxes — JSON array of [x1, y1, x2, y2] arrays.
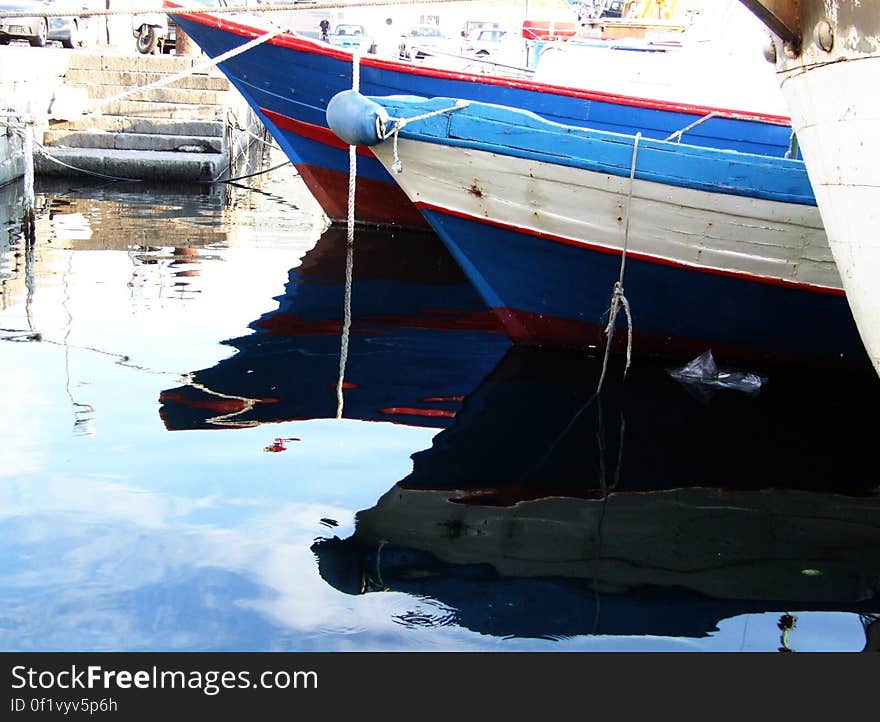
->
[[0, 45, 264, 186]]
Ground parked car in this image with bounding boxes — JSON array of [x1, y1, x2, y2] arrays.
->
[[0, 0, 95, 48], [398, 24, 456, 60], [132, 0, 168, 55], [52, 0, 101, 48], [461, 28, 511, 58], [0, 0, 48, 46], [328, 23, 375, 54]]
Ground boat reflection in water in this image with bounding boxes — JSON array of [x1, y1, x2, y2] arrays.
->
[[313, 346, 880, 647], [159, 225, 509, 430]]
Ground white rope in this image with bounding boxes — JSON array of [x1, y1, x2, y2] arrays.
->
[[227, 108, 278, 149], [0, 0, 480, 20], [380, 100, 470, 173], [29, 134, 146, 181], [663, 108, 789, 143], [595, 132, 640, 393], [335, 51, 361, 419]]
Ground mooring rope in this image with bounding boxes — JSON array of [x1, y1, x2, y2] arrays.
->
[[29, 134, 146, 181], [379, 101, 470, 173], [331, 97, 468, 414], [335, 51, 361, 419], [0, 0, 480, 20], [227, 108, 278, 150], [595, 132, 639, 394]]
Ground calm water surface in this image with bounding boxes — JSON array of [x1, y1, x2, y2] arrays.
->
[[2, 154, 879, 652]]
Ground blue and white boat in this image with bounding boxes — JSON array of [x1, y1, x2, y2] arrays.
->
[[166, 1, 794, 229], [326, 92, 868, 367]]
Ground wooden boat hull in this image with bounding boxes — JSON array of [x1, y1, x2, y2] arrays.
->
[[350, 95, 866, 365], [168, 5, 793, 229]]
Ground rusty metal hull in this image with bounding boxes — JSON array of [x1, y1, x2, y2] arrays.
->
[[755, 1, 880, 376]]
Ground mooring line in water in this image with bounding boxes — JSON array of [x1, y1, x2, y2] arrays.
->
[[30, 135, 145, 183], [222, 159, 293, 184], [595, 132, 640, 395], [211, 112, 281, 183], [336, 52, 362, 419]]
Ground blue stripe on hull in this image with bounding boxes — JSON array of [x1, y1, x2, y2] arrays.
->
[[382, 98, 815, 205], [171, 16, 794, 158], [422, 209, 868, 365]]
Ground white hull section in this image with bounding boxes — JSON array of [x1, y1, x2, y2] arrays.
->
[[773, 3, 880, 375], [371, 139, 839, 290]]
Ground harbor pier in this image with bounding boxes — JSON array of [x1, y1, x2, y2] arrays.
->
[[0, 44, 264, 187]]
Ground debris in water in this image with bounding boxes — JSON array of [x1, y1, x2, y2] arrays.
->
[[264, 437, 300, 452], [667, 350, 766, 402]]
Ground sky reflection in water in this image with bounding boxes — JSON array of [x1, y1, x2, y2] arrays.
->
[[1, 158, 878, 652]]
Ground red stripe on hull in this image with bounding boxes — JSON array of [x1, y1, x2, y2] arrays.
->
[[256, 311, 503, 336], [297, 164, 429, 229], [495, 308, 846, 367], [263, 108, 374, 154], [260, 109, 427, 228], [381, 407, 457, 419]]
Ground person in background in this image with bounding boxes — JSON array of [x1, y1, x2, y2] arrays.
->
[[320, 18, 330, 42]]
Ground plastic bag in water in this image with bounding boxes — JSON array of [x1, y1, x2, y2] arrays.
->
[[668, 350, 766, 401]]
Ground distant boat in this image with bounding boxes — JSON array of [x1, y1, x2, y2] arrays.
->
[[327, 92, 868, 367], [533, 2, 788, 116], [166, 1, 794, 229], [743, 0, 880, 375]]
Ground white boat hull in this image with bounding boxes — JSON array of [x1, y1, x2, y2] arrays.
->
[[372, 140, 837, 290], [768, 2, 880, 375]]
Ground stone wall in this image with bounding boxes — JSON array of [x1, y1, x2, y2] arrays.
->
[[0, 49, 72, 186]]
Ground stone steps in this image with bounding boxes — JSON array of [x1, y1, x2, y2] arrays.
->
[[48, 115, 224, 136], [75, 99, 227, 120], [78, 83, 230, 107], [63, 68, 230, 91], [36, 147, 229, 182], [36, 50, 260, 182], [43, 129, 224, 153], [67, 52, 225, 75]]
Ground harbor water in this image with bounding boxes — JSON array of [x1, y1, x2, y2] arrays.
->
[[2, 148, 879, 652]]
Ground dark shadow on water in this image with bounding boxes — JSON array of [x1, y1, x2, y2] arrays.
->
[[312, 345, 880, 644]]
